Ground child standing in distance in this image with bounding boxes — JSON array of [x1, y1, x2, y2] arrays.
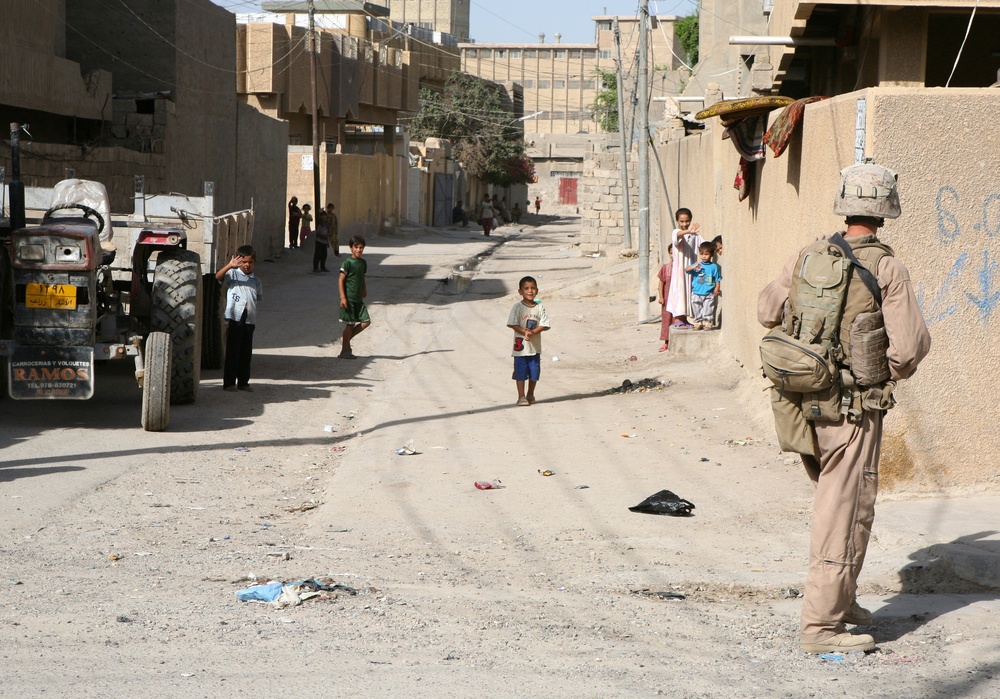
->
[[479, 194, 494, 237], [299, 203, 313, 248], [685, 241, 722, 330], [312, 208, 330, 273], [216, 245, 262, 392], [507, 276, 550, 406], [287, 197, 301, 249], [665, 207, 704, 328], [338, 235, 370, 359]]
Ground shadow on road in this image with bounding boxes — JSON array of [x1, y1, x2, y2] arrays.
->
[[872, 531, 1000, 643]]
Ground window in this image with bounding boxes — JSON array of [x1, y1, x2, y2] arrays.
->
[[554, 79, 565, 88], [596, 21, 612, 31], [582, 79, 595, 89], [511, 49, 521, 58], [465, 49, 477, 58], [550, 111, 565, 119], [524, 49, 536, 58], [496, 49, 506, 58], [569, 50, 581, 59], [599, 50, 611, 59], [583, 49, 597, 59], [524, 79, 535, 88], [538, 79, 550, 88], [569, 79, 580, 89], [555, 49, 567, 59], [480, 49, 491, 58]]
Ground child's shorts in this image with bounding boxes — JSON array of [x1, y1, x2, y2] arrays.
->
[[512, 354, 541, 382], [339, 300, 371, 324]]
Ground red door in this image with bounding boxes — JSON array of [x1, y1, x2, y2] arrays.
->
[[559, 178, 578, 205]]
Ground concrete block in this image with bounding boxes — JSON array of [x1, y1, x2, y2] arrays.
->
[[669, 327, 722, 356]]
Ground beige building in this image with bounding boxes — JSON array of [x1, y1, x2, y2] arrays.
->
[[238, 11, 427, 235], [384, 0, 470, 41], [0, 0, 287, 259], [640, 0, 1000, 492], [461, 14, 684, 137]]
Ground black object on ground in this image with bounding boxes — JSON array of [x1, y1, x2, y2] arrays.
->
[[604, 378, 668, 395], [631, 589, 686, 601], [628, 489, 695, 516]]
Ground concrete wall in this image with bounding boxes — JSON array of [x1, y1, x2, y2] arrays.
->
[[656, 87, 1000, 494], [287, 149, 405, 239], [0, 0, 112, 121], [236, 102, 288, 262]]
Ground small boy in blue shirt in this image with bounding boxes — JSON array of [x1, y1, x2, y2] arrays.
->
[[216, 245, 262, 391], [685, 241, 721, 330]]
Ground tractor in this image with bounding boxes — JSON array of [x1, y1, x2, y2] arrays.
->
[[0, 123, 204, 430]]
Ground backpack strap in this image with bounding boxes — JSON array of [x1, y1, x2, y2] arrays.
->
[[829, 232, 883, 308]]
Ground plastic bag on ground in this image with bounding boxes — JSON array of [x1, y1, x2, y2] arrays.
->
[[628, 489, 695, 516]]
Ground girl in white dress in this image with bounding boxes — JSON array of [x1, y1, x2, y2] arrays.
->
[[665, 207, 703, 328]]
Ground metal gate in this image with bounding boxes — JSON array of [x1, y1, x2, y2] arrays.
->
[[559, 177, 578, 205], [433, 173, 454, 227]]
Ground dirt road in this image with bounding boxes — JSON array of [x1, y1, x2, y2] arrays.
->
[[1, 219, 998, 698]]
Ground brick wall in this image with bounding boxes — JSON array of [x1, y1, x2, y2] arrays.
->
[[581, 142, 636, 255]]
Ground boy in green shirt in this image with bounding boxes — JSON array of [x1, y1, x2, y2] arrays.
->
[[338, 235, 370, 359]]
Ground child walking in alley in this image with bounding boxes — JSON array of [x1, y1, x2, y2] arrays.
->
[[507, 276, 550, 406], [685, 241, 722, 330], [216, 245, 262, 392], [338, 235, 370, 359]]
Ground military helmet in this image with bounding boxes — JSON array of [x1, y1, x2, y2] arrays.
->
[[833, 162, 901, 219]]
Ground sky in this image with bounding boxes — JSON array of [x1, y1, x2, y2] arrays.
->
[[210, 0, 700, 44]]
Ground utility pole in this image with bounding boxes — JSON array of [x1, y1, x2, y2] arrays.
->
[[613, 19, 632, 249], [309, 0, 321, 213], [637, 0, 650, 322]]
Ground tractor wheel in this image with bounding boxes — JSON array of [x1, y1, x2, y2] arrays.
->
[[141, 331, 171, 431], [151, 249, 202, 404], [201, 273, 224, 370]]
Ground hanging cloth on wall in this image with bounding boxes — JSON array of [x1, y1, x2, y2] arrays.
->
[[723, 115, 768, 161], [762, 96, 829, 158]]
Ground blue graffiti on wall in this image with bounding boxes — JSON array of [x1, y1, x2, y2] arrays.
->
[[926, 185, 1000, 325]]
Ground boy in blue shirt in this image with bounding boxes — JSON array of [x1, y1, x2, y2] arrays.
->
[[216, 245, 262, 391], [685, 241, 721, 330]]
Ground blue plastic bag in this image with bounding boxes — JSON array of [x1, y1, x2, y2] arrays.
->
[[235, 581, 283, 602]]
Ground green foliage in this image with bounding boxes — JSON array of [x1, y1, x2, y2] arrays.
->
[[404, 73, 534, 187], [591, 68, 619, 133], [675, 6, 700, 67]]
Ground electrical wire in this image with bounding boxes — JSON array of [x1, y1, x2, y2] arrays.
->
[[945, 0, 980, 88]]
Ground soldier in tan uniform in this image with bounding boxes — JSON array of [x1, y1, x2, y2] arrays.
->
[[758, 163, 931, 654]]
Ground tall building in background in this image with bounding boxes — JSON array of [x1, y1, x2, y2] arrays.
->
[[385, 0, 471, 41], [461, 14, 682, 136]]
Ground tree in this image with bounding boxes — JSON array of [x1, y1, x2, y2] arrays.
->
[[675, 6, 700, 67], [404, 73, 535, 188], [591, 68, 619, 133]]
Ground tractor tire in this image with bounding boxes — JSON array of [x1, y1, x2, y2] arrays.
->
[[151, 249, 202, 404], [141, 331, 171, 431], [201, 273, 224, 370]]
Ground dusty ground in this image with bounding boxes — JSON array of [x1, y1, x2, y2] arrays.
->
[[1, 217, 999, 698]]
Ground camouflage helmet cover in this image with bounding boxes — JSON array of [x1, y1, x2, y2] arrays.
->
[[833, 163, 901, 219]]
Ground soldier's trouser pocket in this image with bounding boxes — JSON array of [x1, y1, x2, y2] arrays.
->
[[769, 387, 817, 457]]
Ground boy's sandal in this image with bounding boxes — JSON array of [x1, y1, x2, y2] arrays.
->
[[658, 344, 669, 352]]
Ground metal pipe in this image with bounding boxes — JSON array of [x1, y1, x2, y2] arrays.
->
[[637, 0, 650, 323], [729, 35, 836, 46]]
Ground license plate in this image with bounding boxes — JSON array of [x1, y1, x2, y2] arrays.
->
[[25, 283, 77, 310]]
